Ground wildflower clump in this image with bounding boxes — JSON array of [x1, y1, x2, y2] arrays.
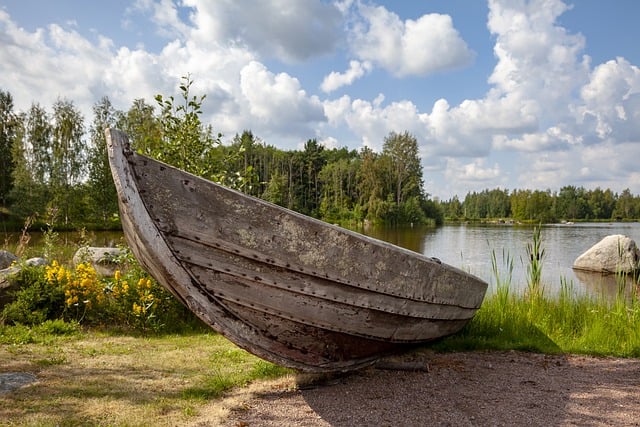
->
[[45, 260, 105, 322], [3, 246, 200, 332], [105, 268, 166, 330]]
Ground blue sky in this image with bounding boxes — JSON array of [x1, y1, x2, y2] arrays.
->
[[1, 0, 639, 200]]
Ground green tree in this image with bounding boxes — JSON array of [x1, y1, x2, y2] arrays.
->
[[587, 187, 616, 219], [613, 189, 638, 219], [86, 96, 119, 227], [50, 98, 85, 226], [9, 104, 51, 219], [0, 90, 17, 209], [262, 170, 288, 206], [557, 185, 587, 220], [154, 74, 218, 178], [356, 146, 383, 221], [118, 98, 162, 155], [318, 157, 359, 222], [381, 131, 423, 206]]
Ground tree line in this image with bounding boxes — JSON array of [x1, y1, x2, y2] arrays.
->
[[0, 77, 440, 231], [1, 77, 639, 232], [440, 187, 640, 222]]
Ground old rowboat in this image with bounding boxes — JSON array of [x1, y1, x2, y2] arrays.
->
[[106, 128, 488, 372]]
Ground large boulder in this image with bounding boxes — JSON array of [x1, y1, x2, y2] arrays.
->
[[0, 250, 18, 269], [73, 247, 126, 277], [573, 234, 640, 274]]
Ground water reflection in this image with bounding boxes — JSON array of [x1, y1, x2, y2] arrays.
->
[[572, 269, 638, 301]]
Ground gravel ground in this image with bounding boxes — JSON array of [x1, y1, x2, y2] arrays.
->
[[218, 350, 640, 427]]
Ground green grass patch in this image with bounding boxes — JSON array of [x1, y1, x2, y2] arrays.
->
[[0, 326, 293, 426], [435, 279, 640, 357]]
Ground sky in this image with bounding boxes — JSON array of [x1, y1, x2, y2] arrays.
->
[[1, 0, 639, 200]]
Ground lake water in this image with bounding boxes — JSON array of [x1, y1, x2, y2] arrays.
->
[[4, 222, 639, 299], [361, 222, 640, 299]]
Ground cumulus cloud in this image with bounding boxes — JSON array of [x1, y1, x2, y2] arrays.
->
[[577, 57, 640, 142], [320, 60, 372, 93], [445, 158, 502, 183], [131, 0, 190, 39], [240, 61, 325, 131], [348, 3, 475, 77], [0, 10, 113, 113], [181, 0, 343, 63]]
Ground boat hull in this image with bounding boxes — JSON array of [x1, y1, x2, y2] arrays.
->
[[106, 129, 487, 372]]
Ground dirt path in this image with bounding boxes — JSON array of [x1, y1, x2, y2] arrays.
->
[[217, 351, 640, 426]]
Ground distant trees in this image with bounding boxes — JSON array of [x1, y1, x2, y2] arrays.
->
[[439, 186, 640, 222]]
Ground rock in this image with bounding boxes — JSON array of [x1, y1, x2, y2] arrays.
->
[[0, 250, 18, 269], [0, 265, 22, 308], [73, 246, 125, 276], [25, 257, 48, 267], [0, 372, 38, 394], [573, 234, 640, 274]]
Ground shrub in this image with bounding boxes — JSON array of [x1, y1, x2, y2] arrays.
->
[[1, 265, 65, 325]]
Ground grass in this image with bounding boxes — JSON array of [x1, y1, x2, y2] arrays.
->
[[435, 230, 640, 357], [0, 326, 293, 426]]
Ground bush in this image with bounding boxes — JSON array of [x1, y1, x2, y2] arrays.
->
[[1, 265, 65, 325], [2, 248, 204, 333]]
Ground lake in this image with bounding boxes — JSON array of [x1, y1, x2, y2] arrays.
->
[[361, 222, 640, 299], [4, 222, 639, 300]]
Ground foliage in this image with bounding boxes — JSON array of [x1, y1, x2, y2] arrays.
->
[[153, 74, 220, 178], [86, 96, 119, 227], [0, 90, 18, 209], [1, 264, 66, 325], [524, 225, 545, 298], [439, 279, 640, 357], [1, 248, 200, 332], [50, 98, 86, 226], [0, 319, 79, 345]]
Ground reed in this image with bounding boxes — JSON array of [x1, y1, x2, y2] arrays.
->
[[524, 224, 545, 299]]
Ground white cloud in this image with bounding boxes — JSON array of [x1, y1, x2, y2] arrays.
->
[[0, 11, 113, 114], [348, 4, 474, 77], [132, 0, 190, 39], [577, 57, 640, 141], [181, 0, 343, 63], [240, 61, 325, 132], [444, 158, 502, 185], [320, 60, 372, 93]]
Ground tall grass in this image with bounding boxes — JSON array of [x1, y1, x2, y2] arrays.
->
[[438, 227, 640, 358], [524, 224, 545, 299]]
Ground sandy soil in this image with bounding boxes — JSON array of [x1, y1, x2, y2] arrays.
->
[[215, 350, 640, 427]]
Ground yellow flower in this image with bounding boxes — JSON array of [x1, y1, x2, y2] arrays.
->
[[114, 270, 121, 281]]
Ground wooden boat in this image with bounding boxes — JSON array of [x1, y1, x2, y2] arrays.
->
[[106, 128, 488, 372]]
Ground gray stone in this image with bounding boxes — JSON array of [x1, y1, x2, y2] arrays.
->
[[0, 250, 18, 269], [25, 257, 48, 267], [573, 234, 640, 274], [73, 246, 125, 276], [0, 266, 21, 309], [0, 372, 38, 394]]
